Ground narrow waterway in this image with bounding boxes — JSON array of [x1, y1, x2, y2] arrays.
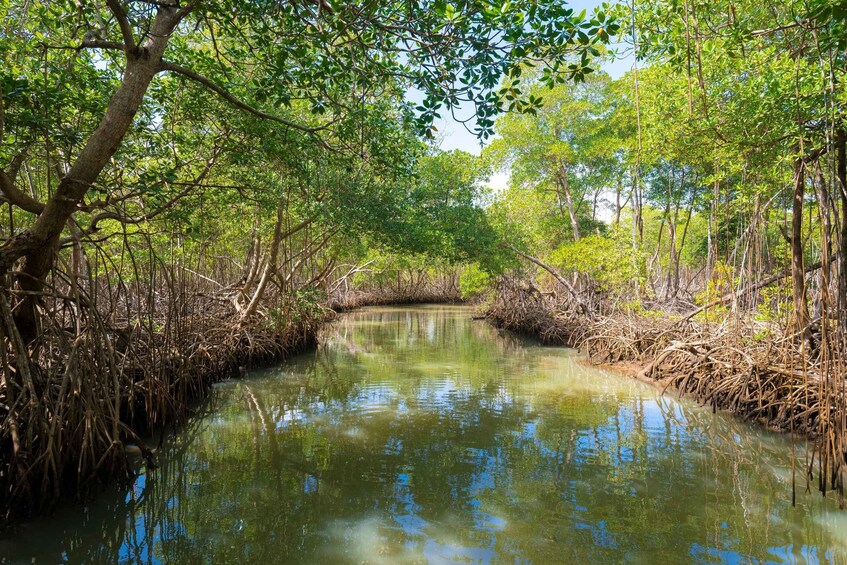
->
[[2, 305, 846, 564]]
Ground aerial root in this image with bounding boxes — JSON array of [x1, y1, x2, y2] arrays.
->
[[485, 278, 847, 498], [0, 279, 327, 522]]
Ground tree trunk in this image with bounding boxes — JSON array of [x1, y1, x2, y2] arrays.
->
[[3, 7, 181, 343], [631, 173, 639, 248], [240, 200, 285, 322], [674, 204, 694, 300], [555, 161, 581, 241], [665, 170, 678, 300], [836, 128, 847, 336], [812, 161, 834, 324], [666, 214, 677, 300], [631, 163, 643, 247], [791, 157, 810, 330], [615, 175, 623, 226]]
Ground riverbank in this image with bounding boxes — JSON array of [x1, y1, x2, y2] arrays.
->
[[0, 293, 325, 524], [485, 279, 846, 504]]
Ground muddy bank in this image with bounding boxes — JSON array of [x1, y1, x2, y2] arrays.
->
[[485, 278, 846, 504]]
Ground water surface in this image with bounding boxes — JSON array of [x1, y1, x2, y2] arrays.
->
[[2, 305, 846, 563]]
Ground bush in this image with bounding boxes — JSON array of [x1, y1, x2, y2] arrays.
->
[[548, 231, 647, 297], [459, 263, 492, 299]]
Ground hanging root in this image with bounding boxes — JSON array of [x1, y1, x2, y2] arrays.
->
[[0, 270, 328, 523]]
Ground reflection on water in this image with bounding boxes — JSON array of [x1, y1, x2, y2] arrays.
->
[[2, 305, 846, 564]]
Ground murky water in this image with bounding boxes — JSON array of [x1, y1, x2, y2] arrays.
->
[[2, 305, 846, 564]]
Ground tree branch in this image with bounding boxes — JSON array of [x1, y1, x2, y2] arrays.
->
[[509, 245, 594, 318], [44, 39, 125, 51], [79, 39, 126, 51], [105, 0, 136, 51], [679, 257, 834, 323], [67, 141, 226, 242], [0, 154, 45, 214], [157, 61, 327, 142], [749, 19, 813, 37], [135, 0, 179, 7], [280, 218, 314, 240], [67, 183, 194, 242], [176, 0, 204, 20]]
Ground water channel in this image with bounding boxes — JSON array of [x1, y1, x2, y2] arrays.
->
[[2, 305, 845, 563]]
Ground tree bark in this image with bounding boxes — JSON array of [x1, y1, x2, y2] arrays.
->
[[2, 6, 182, 343], [554, 160, 581, 241], [791, 157, 810, 330], [836, 128, 847, 336]]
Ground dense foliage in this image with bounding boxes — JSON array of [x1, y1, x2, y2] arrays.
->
[[484, 0, 847, 333]]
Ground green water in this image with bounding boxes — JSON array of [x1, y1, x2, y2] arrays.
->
[[2, 305, 846, 564]]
